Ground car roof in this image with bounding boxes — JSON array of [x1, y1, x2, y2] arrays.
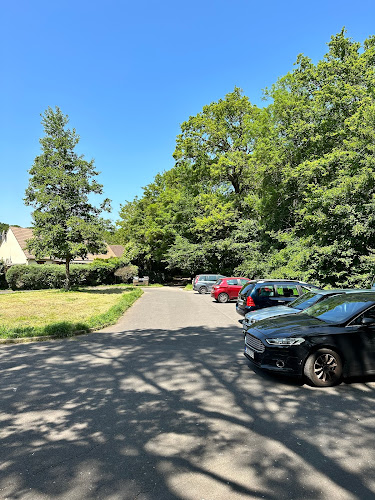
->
[[222, 276, 250, 280], [247, 279, 317, 285], [317, 288, 374, 295]]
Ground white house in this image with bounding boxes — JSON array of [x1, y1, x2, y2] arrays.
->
[[0, 226, 124, 266]]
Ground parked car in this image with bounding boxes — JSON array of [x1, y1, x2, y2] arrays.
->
[[244, 291, 375, 387], [192, 274, 225, 294], [211, 277, 251, 303], [242, 289, 360, 329], [236, 279, 321, 316]]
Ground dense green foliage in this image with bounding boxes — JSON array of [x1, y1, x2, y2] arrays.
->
[[24, 107, 112, 289], [0, 259, 7, 289], [0, 223, 9, 234], [6, 258, 127, 290], [118, 30, 375, 287]]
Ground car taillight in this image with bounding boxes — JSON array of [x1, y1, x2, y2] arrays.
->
[[246, 296, 255, 307]]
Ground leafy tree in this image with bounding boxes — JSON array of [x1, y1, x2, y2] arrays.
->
[[0, 223, 9, 234], [258, 29, 375, 286], [24, 106, 111, 289]]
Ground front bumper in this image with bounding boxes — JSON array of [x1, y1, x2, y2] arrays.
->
[[244, 333, 307, 375]]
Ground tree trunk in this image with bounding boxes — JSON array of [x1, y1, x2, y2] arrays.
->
[[65, 258, 71, 290]]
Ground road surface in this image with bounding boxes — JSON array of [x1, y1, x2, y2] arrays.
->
[[1, 287, 374, 499]]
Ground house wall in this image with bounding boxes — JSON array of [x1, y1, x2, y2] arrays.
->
[[0, 229, 28, 265]]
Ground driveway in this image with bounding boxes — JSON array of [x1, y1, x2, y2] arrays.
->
[[0, 287, 374, 499]]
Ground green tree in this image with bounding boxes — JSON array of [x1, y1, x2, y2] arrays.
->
[[258, 29, 375, 286], [24, 106, 111, 289]]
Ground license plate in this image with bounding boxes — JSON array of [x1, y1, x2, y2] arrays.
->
[[245, 346, 255, 358]]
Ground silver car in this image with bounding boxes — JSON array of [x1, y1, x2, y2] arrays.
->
[[242, 289, 364, 331], [192, 274, 225, 294]]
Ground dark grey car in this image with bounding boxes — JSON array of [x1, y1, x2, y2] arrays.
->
[[193, 274, 225, 294]]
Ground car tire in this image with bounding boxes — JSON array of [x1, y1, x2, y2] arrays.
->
[[198, 286, 208, 294], [217, 293, 229, 303], [304, 348, 343, 387]]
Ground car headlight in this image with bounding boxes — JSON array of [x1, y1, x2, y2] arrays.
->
[[266, 337, 305, 346]]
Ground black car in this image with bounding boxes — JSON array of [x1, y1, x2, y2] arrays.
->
[[244, 291, 375, 387], [236, 279, 321, 317]]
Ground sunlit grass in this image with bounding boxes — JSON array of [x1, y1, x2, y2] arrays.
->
[[0, 286, 143, 339]]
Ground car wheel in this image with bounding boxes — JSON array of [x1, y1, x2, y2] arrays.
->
[[304, 348, 343, 387], [198, 286, 208, 294], [217, 293, 229, 303]]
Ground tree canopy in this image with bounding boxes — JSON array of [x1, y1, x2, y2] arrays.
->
[[117, 30, 375, 287]]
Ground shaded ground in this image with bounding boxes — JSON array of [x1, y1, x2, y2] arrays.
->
[[0, 288, 374, 499]]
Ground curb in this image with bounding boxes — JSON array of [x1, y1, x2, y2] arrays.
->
[[0, 328, 96, 345]]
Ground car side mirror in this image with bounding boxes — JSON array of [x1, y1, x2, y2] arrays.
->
[[361, 317, 375, 326]]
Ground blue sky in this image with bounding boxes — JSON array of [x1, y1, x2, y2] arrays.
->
[[2, 0, 375, 227]]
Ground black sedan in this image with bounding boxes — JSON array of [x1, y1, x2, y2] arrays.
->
[[244, 291, 375, 387]]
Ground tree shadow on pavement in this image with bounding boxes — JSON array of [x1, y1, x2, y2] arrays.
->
[[0, 324, 374, 499]]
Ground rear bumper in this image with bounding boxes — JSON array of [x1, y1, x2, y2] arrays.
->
[[236, 304, 256, 316]]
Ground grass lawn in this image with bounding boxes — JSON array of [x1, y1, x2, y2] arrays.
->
[[0, 286, 143, 339]]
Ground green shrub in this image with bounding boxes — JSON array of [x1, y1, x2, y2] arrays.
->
[[0, 259, 7, 289], [114, 264, 139, 283], [5, 258, 133, 290], [6, 264, 66, 290]]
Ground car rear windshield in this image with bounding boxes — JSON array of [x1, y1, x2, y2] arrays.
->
[[241, 283, 255, 295], [304, 293, 375, 324], [216, 279, 224, 285]]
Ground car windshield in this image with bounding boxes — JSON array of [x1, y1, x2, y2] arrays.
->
[[288, 291, 319, 310], [304, 294, 375, 324]]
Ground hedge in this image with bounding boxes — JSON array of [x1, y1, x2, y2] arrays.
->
[[6, 258, 132, 290]]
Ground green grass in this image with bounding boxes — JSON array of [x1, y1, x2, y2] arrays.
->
[[0, 286, 143, 339], [184, 284, 193, 290]]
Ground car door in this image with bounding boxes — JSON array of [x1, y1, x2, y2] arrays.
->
[[346, 306, 375, 373], [255, 284, 277, 309], [225, 279, 240, 299]]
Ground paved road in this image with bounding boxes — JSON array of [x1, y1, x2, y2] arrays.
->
[[1, 287, 375, 500]]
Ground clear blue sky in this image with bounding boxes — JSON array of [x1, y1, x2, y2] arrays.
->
[[2, 0, 375, 228]]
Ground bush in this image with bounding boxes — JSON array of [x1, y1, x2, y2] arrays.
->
[[0, 259, 8, 289], [6, 258, 132, 290], [6, 265, 66, 290], [114, 265, 138, 283]]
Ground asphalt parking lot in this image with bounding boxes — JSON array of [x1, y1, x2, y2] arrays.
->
[[0, 287, 374, 499]]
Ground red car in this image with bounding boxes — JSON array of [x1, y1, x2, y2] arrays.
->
[[211, 277, 251, 303]]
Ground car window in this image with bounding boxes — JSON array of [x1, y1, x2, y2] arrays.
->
[[241, 283, 255, 295], [256, 285, 275, 297], [208, 275, 218, 281], [240, 279, 249, 285], [198, 276, 206, 281], [276, 284, 299, 297], [226, 279, 238, 285], [305, 294, 375, 324], [351, 305, 375, 325]]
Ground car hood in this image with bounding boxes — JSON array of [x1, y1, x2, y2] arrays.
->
[[245, 305, 299, 322], [248, 313, 328, 337]]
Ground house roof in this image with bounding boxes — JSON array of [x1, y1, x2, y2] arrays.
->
[[108, 245, 124, 258], [10, 226, 35, 259], [8, 226, 124, 263]]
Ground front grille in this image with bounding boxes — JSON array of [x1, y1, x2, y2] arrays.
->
[[245, 333, 265, 352]]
